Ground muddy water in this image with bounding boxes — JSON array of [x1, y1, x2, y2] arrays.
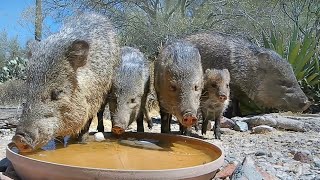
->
[[21, 137, 219, 170]]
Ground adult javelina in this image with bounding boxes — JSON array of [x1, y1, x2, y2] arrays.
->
[[155, 40, 203, 133], [185, 32, 310, 112], [12, 13, 119, 152], [200, 69, 230, 139], [108, 46, 151, 135]]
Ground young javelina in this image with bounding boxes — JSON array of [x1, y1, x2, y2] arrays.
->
[[199, 69, 230, 139], [185, 32, 310, 113], [154, 40, 203, 134], [108, 46, 151, 135], [11, 13, 120, 152]]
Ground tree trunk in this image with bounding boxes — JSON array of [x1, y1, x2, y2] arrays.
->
[[35, 0, 42, 41]]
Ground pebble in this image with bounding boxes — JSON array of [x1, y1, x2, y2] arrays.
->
[[314, 161, 320, 168], [293, 150, 313, 163], [255, 151, 267, 156], [233, 121, 248, 132], [94, 132, 105, 142]]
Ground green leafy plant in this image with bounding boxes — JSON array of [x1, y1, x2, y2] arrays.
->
[[0, 57, 28, 83], [262, 27, 320, 103]]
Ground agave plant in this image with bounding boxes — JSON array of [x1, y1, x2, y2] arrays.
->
[[262, 27, 320, 89]]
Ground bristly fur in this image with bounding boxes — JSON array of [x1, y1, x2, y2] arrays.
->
[[14, 12, 120, 150], [185, 32, 309, 112]]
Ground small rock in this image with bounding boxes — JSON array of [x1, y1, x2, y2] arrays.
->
[[0, 158, 10, 172], [230, 156, 264, 180], [255, 151, 267, 156], [293, 150, 313, 163], [215, 162, 238, 179], [252, 125, 274, 134], [313, 160, 320, 168], [94, 132, 105, 142], [244, 115, 277, 127], [233, 121, 248, 132], [220, 117, 235, 129]]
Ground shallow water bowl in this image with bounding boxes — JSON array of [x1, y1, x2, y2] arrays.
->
[[6, 132, 224, 180]]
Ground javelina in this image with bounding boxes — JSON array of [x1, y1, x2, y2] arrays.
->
[[12, 13, 119, 152], [199, 69, 230, 139], [154, 40, 203, 133], [108, 46, 151, 135], [185, 32, 310, 113]]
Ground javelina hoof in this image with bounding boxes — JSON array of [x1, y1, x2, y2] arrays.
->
[[11, 134, 34, 153], [214, 128, 221, 140], [112, 126, 125, 135], [147, 121, 153, 129]]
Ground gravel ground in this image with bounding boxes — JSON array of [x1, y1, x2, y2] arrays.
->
[[1, 107, 320, 179]]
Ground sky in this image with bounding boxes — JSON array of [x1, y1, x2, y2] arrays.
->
[[0, 0, 60, 48]]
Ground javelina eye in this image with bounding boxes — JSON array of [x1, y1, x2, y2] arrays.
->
[[194, 85, 199, 91], [169, 85, 177, 91], [51, 90, 63, 101], [226, 84, 229, 88]]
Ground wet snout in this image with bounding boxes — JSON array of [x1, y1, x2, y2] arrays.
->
[[12, 134, 34, 153], [182, 112, 198, 127], [111, 126, 125, 135]]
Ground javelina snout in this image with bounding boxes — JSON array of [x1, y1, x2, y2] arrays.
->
[[218, 94, 228, 102], [182, 111, 198, 127], [111, 126, 125, 135], [299, 100, 311, 111], [12, 133, 34, 153]]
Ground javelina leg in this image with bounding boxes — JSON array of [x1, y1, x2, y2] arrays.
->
[[160, 109, 171, 133], [97, 102, 107, 132], [201, 118, 209, 135], [144, 112, 153, 129], [136, 110, 144, 132], [97, 109, 104, 132], [77, 118, 93, 144], [214, 116, 221, 140], [194, 109, 202, 131]]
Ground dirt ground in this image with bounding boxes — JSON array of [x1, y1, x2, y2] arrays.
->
[[1, 108, 320, 179]]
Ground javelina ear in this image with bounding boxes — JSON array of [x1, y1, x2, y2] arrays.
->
[[66, 40, 89, 70]]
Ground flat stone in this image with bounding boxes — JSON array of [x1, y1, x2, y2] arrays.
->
[[233, 121, 248, 132], [231, 156, 264, 180], [244, 115, 277, 127], [220, 117, 235, 129], [252, 125, 274, 134]]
